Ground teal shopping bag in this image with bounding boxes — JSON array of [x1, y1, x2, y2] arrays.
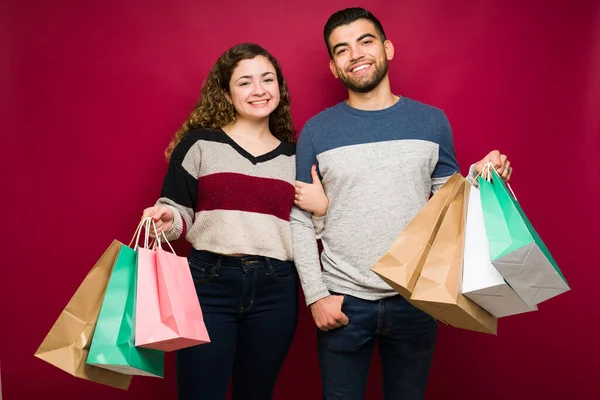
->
[[478, 167, 570, 307], [87, 242, 164, 377]]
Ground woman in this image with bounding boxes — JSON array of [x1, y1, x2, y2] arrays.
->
[[142, 43, 327, 400]]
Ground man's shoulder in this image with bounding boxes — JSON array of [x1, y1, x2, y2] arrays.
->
[[403, 97, 447, 119], [304, 101, 347, 128]]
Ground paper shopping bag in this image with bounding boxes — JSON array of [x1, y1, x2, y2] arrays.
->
[[410, 183, 498, 335], [34, 241, 132, 389], [371, 173, 464, 298], [462, 185, 537, 317], [478, 167, 570, 307], [135, 219, 210, 351], [86, 242, 164, 377]]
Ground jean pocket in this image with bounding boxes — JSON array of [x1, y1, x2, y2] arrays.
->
[[189, 259, 217, 283], [267, 260, 297, 281]]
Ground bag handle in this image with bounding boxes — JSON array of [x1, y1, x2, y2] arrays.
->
[[478, 162, 518, 200], [127, 216, 177, 254], [128, 218, 148, 250], [147, 218, 177, 255]]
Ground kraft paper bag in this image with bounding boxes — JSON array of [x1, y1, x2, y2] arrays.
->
[[371, 173, 464, 298], [34, 240, 132, 389], [410, 183, 498, 335]]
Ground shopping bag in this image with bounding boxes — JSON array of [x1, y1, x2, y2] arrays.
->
[[34, 241, 132, 389], [478, 166, 570, 307], [462, 185, 537, 317], [371, 173, 464, 298], [86, 222, 164, 377], [135, 218, 210, 351], [409, 182, 498, 335]]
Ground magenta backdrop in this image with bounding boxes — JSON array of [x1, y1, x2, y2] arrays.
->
[[2, 0, 599, 399]]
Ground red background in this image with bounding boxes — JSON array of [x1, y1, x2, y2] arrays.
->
[[2, 0, 599, 398]]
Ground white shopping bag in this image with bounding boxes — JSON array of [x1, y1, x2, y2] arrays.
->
[[462, 185, 537, 317]]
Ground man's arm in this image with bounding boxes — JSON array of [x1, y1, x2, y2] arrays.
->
[[290, 123, 330, 305], [290, 122, 349, 331]]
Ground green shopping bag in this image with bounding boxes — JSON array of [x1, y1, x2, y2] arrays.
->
[[478, 166, 570, 307], [86, 241, 164, 377]]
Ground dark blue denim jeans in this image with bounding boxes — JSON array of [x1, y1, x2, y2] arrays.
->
[[176, 249, 299, 400], [317, 293, 438, 400]]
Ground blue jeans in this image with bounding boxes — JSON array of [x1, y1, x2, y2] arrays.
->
[[176, 250, 299, 400], [318, 293, 438, 400]]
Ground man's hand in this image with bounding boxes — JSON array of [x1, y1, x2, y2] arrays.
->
[[309, 295, 349, 331], [475, 150, 513, 182]]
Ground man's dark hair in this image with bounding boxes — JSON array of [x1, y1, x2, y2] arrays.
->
[[324, 8, 387, 58]]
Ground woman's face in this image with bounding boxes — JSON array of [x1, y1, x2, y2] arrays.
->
[[227, 55, 280, 122]]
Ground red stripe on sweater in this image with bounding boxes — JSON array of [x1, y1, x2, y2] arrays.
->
[[197, 173, 294, 221]]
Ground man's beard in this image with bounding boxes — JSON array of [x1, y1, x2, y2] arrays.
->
[[338, 60, 388, 93]]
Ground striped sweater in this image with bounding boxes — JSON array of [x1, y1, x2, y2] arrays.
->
[[158, 128, 296, 261], [291, 98, 477, 304]]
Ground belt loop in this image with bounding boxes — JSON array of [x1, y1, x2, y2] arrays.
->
[[264, 256, 271, 275], [214, 255, 222, 276]]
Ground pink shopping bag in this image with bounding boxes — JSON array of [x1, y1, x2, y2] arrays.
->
[[134, 218, 210, 351]]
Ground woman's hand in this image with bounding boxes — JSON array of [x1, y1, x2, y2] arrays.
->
[[141, 205, 174, 237], [295, 165, 329, 217]]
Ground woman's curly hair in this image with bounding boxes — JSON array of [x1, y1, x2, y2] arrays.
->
[[165, 43, 295, 159]]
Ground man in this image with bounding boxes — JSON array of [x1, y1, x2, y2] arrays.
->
[[290, 7, 512, 400]]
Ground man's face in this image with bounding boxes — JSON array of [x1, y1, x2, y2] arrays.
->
[[327, 19, 394, 93]]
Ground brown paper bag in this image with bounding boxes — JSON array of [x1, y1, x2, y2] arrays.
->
[[371, 173, 465, 298], [410, 183, 498, 335], [34, 240, 133, 389]]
